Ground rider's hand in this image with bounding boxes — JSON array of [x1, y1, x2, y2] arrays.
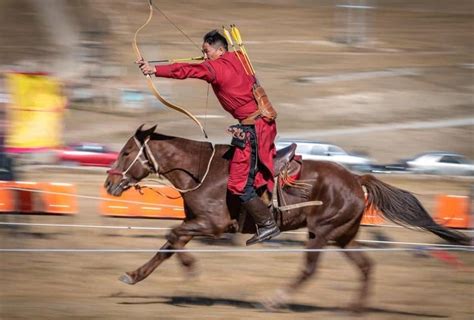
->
[[135, 59, 155, 76]]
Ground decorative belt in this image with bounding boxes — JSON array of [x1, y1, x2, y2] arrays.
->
[[239, 110, 261, 125]]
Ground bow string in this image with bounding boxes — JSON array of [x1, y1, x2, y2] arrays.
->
[[133, 0, 208, 138]]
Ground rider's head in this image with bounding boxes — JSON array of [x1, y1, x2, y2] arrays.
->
[[202, 30, 228, 60]]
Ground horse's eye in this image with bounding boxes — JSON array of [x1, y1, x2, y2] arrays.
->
[[123, 151, 130, 157]]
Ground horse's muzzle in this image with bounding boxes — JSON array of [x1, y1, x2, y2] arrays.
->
[[104, 175, 130, 197]]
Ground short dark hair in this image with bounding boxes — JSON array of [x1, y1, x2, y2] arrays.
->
[[203, 30, 228, 51]]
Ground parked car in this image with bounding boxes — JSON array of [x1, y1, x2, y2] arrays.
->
[[369, 163, 410, 174], [403, 152, 474, 176], [275, 139, 374, 172], [56, 143, 118, 167]]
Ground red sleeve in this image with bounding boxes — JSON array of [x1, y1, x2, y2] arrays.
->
[[154, 62, 215, 83]]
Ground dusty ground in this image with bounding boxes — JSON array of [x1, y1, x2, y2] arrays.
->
[[0, 170, 473, 320]]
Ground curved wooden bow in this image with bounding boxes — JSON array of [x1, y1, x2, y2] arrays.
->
[[133, 0, 208, 138]]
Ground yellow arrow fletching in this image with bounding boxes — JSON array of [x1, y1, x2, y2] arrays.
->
[[233, 25, 243, 45], [229, 25, 255, 75], [230, 25, 240, 45], [222, 26, 234, 47]]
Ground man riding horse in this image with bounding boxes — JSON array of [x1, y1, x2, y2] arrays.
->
[[137, 30, 280, 245]]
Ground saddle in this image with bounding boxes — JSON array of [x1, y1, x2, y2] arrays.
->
[[236, 142, 322, 232], [273, 143, 302, 182]]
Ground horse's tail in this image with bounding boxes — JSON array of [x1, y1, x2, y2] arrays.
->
[[358, 174, 470, 246]]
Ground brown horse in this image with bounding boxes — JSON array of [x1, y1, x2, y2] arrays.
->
[[104, 125, 469, 311]]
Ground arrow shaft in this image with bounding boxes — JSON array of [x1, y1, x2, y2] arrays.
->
[[148, 56, 204, 63]]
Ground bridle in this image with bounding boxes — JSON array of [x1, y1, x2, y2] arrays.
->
[[107, 137, 158, 190], [107, 135, 216, 194]]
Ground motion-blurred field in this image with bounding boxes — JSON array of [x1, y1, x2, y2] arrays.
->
[[1, 0, 473, 319], [2, 0, 472, 162]]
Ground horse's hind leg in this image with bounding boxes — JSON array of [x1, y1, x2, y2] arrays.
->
[[264, 227, 329, 309], [119, 234, 193, 285], [337, 239, 373, 312]]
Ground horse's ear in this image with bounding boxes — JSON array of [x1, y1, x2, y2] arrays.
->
[[135, 124, 145, 135], [143, 124, 157, 137], [135, 124, 157, 141]]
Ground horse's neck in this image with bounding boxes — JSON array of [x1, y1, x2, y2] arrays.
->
[[150, 136, 213, 189]]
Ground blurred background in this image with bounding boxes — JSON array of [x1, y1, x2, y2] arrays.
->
[[0, 1, 473, 319], [0, 0, 472, 173]]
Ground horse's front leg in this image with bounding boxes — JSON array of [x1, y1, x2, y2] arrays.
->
[[166, 217, 220, 242], [175, 235, 198, 276], [119, 232, 194, 285], [120, 218, 224, 285]]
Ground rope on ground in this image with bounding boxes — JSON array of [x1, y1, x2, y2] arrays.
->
[[0, 247, 472, 253], [1, 222, 472, 249], [0, 222, 171, 230]]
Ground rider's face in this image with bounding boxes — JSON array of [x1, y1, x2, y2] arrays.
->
[[202, 42, 224, 61]]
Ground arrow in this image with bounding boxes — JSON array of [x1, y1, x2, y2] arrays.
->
[[148, 56, 205, 64], [230, 24, 256, 75], [222, 26, 250, 75]]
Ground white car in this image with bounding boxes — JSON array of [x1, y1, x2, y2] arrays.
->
[[406, 152, 474, 176], [276, 140, 373, 172]]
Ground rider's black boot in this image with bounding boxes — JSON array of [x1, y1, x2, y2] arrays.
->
[[242, 197, 280, 246]]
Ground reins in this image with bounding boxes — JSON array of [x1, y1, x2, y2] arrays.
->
[[142, 143, 216, 194], [107, 137, 154, 179], [108, 135, 216, 197]]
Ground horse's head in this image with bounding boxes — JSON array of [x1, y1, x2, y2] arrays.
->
[[104, 124, 157, 196]]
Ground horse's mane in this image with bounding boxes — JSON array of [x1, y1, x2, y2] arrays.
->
[[145, 132, 216, 183], [148, 132, 213, 148]]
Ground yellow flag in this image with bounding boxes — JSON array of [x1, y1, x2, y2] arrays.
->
[[6, 73, 66, 151]]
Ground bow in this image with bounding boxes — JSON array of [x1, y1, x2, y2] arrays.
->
[[133, 0, 208, 138]]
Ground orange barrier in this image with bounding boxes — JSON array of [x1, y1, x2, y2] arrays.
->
[[41, 183, 78, 214], [435, 195, 470, 229], [0, 181, 15, 212], [100, 186, 185, 219], [0, 181, 77, 215]]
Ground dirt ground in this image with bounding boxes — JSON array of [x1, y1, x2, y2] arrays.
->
[[0, 170, 473, 320]]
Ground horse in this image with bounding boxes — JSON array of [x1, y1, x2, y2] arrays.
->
[[104, 124, 470, 311]]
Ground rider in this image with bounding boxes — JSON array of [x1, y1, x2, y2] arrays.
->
[[137, 30, 280, 245]]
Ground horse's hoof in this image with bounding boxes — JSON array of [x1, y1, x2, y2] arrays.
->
[[261, 289, 289, 311], [119, 273, 135, 285]]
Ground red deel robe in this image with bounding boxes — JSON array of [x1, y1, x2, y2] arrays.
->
[[154, 51, 277, 194]]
